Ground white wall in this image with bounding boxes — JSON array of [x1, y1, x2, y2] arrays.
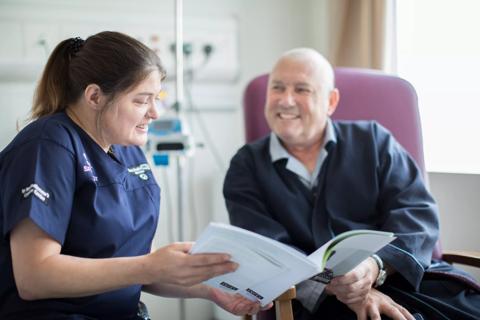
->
[[0, 1, 478, 320], [428, 172, 480, 281]]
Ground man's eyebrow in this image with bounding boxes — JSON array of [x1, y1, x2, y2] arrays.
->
[[294, 82, 311, 87], [270, 80, 311, 87], [135, 92, 154, 96]]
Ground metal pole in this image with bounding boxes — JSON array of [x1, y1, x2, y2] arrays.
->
[[176, 157, 186, 320], [174, 1, 186, 320], [175, 0, 184, 111]]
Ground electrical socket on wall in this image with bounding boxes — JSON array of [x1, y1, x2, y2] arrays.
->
[[2, 16, 239, 83], [138, 18, 239, 83]]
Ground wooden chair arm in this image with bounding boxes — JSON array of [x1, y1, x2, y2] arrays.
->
[[274, 287, 296, 320], [442, 250, 480, 268], [275, 286, 297, 301], [243, 287, 296, 320]]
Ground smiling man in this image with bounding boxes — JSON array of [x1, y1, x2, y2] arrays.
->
[[223, 48, 480, 320], [264, 50, 338, 180]]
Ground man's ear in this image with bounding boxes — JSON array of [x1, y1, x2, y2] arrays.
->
[[83, 84, 106, 111], [327, 88, 340, 116]]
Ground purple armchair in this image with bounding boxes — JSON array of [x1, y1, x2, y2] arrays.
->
[[242, 68, 480, 320]]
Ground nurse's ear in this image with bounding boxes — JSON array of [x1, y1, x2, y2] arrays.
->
[[83, 84, 107, 111]]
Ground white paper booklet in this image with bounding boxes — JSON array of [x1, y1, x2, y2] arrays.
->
[[190, 222, 395, 306]]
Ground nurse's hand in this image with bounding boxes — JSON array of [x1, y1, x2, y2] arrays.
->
[[145, 242, 238, 287], [208, 286, 273, 316], [325, 257, 377, 304]]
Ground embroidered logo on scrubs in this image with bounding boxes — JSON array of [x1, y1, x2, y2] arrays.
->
[[21, 183, 50, 204], [82, 153, 98, 182], [128, 163, 151, 181]]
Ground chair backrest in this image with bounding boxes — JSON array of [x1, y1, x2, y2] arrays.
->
[[242, 67, 442, 263]]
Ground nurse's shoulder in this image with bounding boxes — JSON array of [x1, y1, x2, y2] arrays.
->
[[0, 112, 77, 159]]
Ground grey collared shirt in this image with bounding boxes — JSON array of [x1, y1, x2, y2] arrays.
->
[[269, 118, 337, 190], [269, 119, 336, 312]]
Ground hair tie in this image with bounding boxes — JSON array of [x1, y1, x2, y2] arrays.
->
[[69, 37, 85, 55]]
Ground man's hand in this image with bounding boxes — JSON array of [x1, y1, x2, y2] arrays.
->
[[347, 288, 414, 320], [208, 287, 273, 316], [325, 257, 378, 304]]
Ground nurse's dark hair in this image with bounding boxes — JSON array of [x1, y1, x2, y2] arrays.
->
[[31, 31, 166, 120]]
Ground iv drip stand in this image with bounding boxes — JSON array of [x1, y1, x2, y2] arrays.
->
[[174, 1, 186, 320]]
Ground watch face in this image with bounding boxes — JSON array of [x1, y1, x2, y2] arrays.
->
[[376, 270, 387, 287]]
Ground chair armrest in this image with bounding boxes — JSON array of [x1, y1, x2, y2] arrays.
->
[[274, 287, 296, 320], [442, 250, 480, 268], [276, 286, 296, 301], [243, 287, 297, 320]]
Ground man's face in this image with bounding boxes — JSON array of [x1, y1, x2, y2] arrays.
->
[[265, 58, 335, 149]]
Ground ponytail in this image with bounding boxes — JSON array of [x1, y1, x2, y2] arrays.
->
[[31, 38, 80, 120]]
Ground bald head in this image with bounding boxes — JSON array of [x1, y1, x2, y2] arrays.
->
[[265, 48, 339, 151], [272, 48, 335, 92]]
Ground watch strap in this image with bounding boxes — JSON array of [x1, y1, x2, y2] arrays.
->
[[371, 254, 387, 287]]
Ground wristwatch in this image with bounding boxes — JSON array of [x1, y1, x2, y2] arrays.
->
[[371, 254, 387, 287]]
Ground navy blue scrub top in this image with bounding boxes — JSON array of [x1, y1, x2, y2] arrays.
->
[[0, 112, 160, 319]]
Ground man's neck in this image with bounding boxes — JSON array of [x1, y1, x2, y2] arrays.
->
[[284, 137, 324, 174]]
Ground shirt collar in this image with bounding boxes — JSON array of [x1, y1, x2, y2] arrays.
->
[[270, 118, 336, 162], [269, 118, 337, 188]]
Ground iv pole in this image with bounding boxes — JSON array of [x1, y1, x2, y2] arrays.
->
[[174, 1, 186, 320]]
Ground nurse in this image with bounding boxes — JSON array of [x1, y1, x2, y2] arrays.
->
[[0, 31, 266, 319]]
